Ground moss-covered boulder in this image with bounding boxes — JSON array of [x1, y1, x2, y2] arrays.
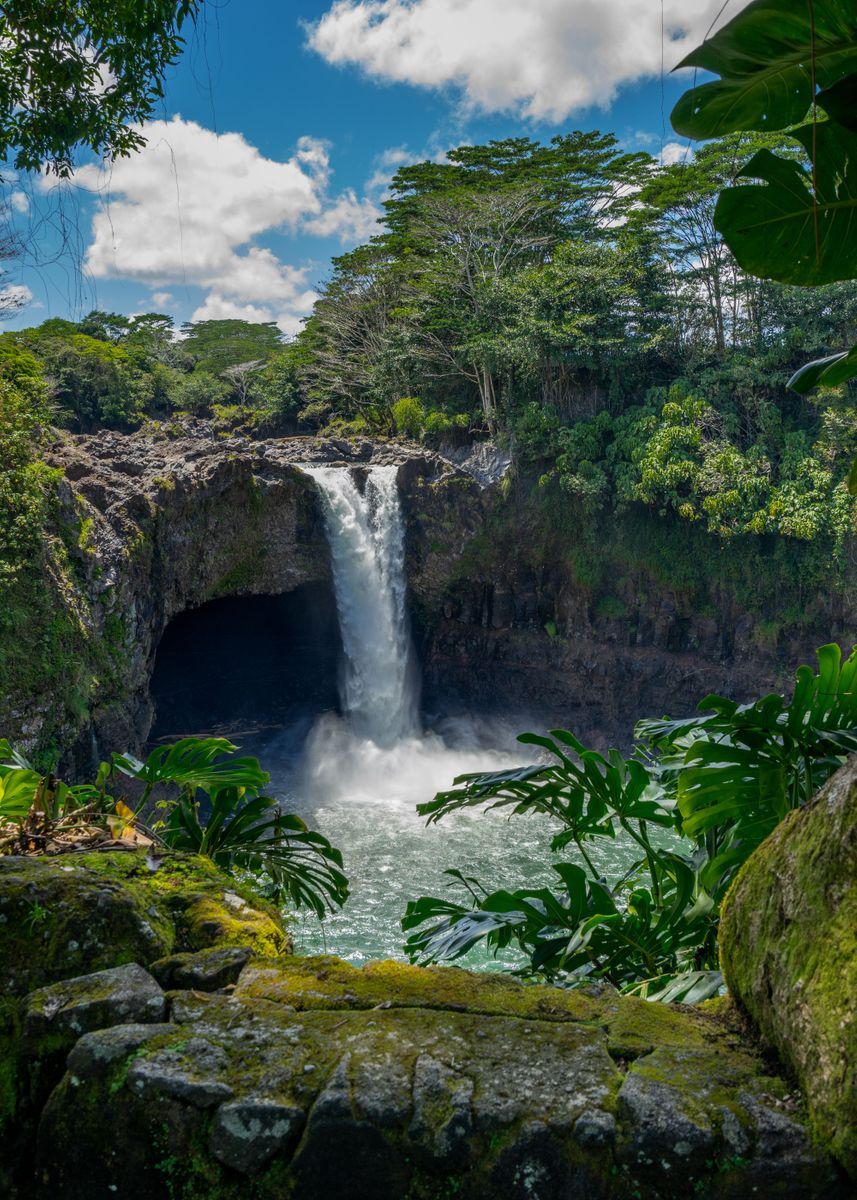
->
[[32, 955, 847, 1199], [720, 754, 857, 1178], [0, 849, 289, 997], [1, 848, 852, 1199], [0, 850, 289, 1195]]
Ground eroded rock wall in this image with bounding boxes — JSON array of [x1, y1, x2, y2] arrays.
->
[[403, 467, 857, 745], [6, 429, 434, 765]]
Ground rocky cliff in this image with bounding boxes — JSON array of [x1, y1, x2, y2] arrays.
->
[[4, 424, 855, 767]]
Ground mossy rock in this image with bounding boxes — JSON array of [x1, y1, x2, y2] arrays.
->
[[720, 755, 857, 1179], [32, 968, 847, 1199], [236, 954, 726, 1059], [0, 851, 288, 1193], [0, 849, 289, 998]]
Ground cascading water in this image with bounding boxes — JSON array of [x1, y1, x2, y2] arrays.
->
[[150, 462, 644, 963], [282, 462, 549, 961], [222, 461, 640, 963], [148, 463, 650, 964], [302, 465, 419, 746]]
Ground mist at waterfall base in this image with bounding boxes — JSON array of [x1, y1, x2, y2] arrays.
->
[[151, 465, 640, 968]]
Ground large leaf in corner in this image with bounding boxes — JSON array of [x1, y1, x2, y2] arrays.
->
[[788, 345, 857, 393], [714, 121, 857, 286], [671, 0, 857, 139]]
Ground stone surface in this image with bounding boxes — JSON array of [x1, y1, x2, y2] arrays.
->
[[209, 1098, 304, 1175], [23, 963, 165, 1040], [150, 945, 252, 992], [720, 754, 857, 1178], [29, 955, 848, 1199], [66, 1022, 174, 1078], [0, 850, 288, 1197]]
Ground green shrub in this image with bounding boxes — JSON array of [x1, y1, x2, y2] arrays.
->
[[391, 396, 425, 439]]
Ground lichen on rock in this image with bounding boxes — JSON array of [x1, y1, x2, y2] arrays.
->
[[0, 849, 289, 1195], [33, 981, 845, 1199], [0, 845, 852, 1199]]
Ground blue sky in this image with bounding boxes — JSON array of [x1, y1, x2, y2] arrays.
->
[[1, 0, 740, 335]]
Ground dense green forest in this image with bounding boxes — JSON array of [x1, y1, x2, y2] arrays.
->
[[2, 128, 855, 589]]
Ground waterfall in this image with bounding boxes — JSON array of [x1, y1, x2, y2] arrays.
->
[[303, 465, 419, 746]]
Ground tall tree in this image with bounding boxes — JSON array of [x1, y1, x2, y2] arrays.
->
[[179, 319, 284, 376]]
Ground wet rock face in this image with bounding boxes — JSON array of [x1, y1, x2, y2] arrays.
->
[[10, 424, 852, 764], [720, 754, 857, 1178], [8, 426, 445, 764], [29, 957, 847, 1200]]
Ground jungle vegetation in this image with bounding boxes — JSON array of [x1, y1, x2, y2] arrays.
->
[[2, 122, 855, 573], [403, 643, 857, 1000]]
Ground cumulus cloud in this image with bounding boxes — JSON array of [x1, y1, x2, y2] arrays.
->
[[659, 141, 694, 166], [72, 117, 377, 333], [306, 0, 741, 120], [0, 283, 33, 308], [304, 189, 382, 242]]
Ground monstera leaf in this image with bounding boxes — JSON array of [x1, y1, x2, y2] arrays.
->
[[671, 0, 857, 139], [715, 121, 857, 286], [113, 737, 269, 802]]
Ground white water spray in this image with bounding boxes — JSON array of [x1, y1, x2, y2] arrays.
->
[[303, 465, 419, 746]]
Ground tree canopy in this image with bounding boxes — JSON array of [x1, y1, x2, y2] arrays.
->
[[0, 0, 201, 175]]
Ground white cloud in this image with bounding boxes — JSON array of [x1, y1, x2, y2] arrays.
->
[[71, 117, 375, 333], [151, 291, 174, 308], [659, 141, 694, 166], [307, 0, 742, 120], [9, 190, 29, 214], [0, 283, 33, 309], [304, 189, 382, 242]]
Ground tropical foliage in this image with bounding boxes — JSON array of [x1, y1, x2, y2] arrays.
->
[[0, 735, 348, 918], [0, 0, 201, 174], [403, 644, 857, 1001], [114, 738, 349, 916], [672, 0, 857, 415]]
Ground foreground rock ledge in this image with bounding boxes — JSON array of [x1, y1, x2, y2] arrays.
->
[[0, 852, 849, 1199]]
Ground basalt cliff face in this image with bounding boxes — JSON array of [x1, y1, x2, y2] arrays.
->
[[6, 426, 855, 766]]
